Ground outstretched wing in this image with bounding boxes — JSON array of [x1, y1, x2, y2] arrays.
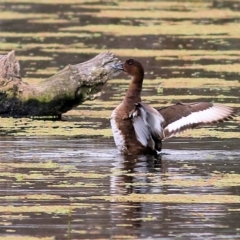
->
[[129, 103, 165, 151], [158, 102, 236, 139]]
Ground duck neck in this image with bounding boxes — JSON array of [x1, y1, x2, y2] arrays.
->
[[124, 74, 143, 103]]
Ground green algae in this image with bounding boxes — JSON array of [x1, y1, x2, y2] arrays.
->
[[0, 31, 90, 39], [49, 182, 100, 188], [0, 11, 58, 20], [0, 161, 58, 169], [63, 171, 109, 179], [0, 1, 239, 239], [180, 129, 240, 139], [2, 42, 84, 63], [160, 77, 240, 89], [2, 0, 100, 3], [0, 42, 21, 51], [0, 194, 62, 200], [0, 1, 237, 141], [43, 47, 240, 57], [6, 159, 238, 208], [79, 1, 210, 10], [1, 113, 237, 138], [60, 23, 240, 37], [0, 86, 238, 137], [163, 64, 240, 74], [90, 194, 240, 204], [0, 172, 56, 180], [0, 204, 91, 214], [0, 117, 112, 137], [81, 9, 240, 20], [17, 56, 53, 61], [29, 19, 75, 24], [157, 173, 240, 188], [110, 172, 240, 189], [0, 237, 54, 240]]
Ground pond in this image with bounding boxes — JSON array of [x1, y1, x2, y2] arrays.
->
[[0, 137, 240, 239], [0, 0, 240, 239]]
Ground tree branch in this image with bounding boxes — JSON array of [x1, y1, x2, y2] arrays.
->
[[0, 50, 121, 117]]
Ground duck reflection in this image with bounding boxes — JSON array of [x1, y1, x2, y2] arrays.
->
[[111, 154, 164, 196], [109, 154, 169, 238], [108, 151, 236, 239]]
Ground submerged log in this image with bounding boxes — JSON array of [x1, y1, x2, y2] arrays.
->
[[0, 50, 121, 117]]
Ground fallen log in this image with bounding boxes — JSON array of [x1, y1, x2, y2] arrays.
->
[[0, 50, 121, 118]]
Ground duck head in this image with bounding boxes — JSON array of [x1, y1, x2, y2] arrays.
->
[[112, 59, 144, 77]]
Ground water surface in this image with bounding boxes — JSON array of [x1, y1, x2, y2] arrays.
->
[[0, 0, 240, 239], [0, 137, 240, 239]]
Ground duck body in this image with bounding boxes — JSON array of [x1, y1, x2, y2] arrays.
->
[[111, 59, 156, 155], [111, 100, 146, 155], [111, 59, 236, 155], [111, 98, 163, 155]]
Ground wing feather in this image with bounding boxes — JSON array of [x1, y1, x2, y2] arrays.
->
[[132, 110, 150, 147], [130, 103, 165, 150], [158, 102, 236, 139]]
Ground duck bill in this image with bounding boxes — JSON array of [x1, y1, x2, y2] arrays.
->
[[112, 63, 124, 71]]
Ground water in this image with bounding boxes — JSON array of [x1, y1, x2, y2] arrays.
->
[[0, 0, 240, 239], [0, 137, 240, 239]]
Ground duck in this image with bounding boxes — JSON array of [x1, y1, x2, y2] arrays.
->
[[111, 59, 236, 156]]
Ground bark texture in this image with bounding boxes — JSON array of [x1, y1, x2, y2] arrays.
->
[[0, 50, 121, 117]]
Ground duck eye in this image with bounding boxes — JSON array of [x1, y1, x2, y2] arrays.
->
[[128, 60, 133, 65]]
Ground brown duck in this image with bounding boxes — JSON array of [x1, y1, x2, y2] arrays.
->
[[111, 59, 236, 155]]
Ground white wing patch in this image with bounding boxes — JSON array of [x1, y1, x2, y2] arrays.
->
[[164, 103, 233, 138], [143, 104, 165, 139], [132, 108, 150, 147], [131, 103, 165, 147], [110, 109, 126, 152]]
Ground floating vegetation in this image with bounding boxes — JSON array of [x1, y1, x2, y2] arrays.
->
[[0, 204, 90, 214], [0, 194, 62, 200], [91, 193, 240, 204], [60, 23, 240, 37], [42, 47, 240, 58], [0, 32, 91, 39], [0, 237, 54, 240], [163, 64, 240, 73], [78, 1, 211, 10], [1, 0, 103, 3], [160, 77, 240, 89], [0, 11, 58, 20], [81, 9, 240, 20], [0, 117, 112, 137], [0, 0, 240, 238]]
